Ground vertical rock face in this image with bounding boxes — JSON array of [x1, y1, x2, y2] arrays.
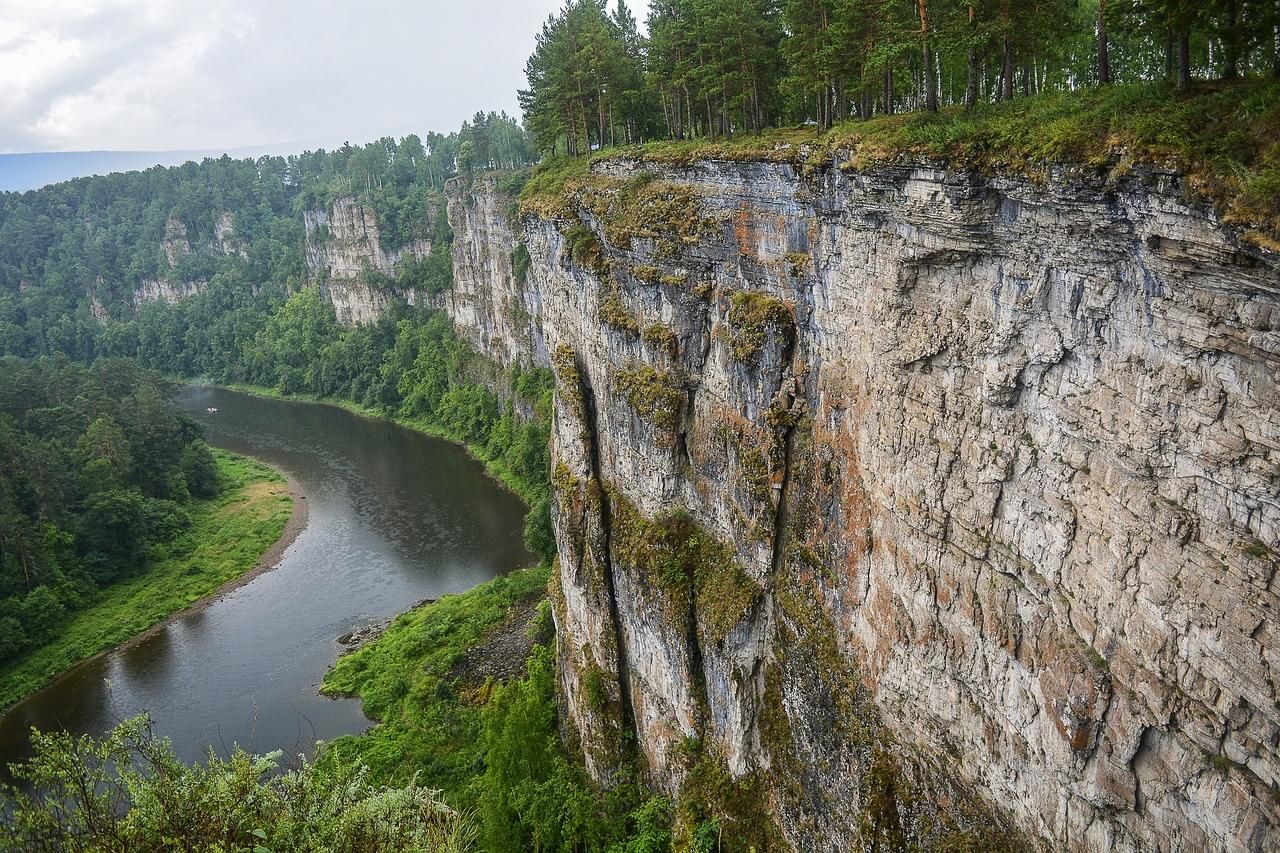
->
[[125, 213, 245, 312], [441, 175, 546, 367], [447, 158, 1280, 851], [303, 196, 433, 325], [131, 277, 208, 308]]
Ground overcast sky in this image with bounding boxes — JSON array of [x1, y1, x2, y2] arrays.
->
[[0, 0, 644, 154]]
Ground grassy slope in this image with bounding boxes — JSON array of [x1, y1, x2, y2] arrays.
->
[[319, 565, 550, 800], [524, 80, 1280, 247], [0, 450, 293, 711]]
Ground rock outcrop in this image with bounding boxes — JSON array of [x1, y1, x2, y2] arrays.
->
[[443, 158, 1280, 852], [442, 175, 547, 367], [304, 195, 433, 325], [120, 213, 246, 313]]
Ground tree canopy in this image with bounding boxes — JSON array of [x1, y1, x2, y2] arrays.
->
[[0, 358, 218, 665], [518, 0, 1280, 152]]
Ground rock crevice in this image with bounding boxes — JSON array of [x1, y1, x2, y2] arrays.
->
[[439, 160, 1280, 852]]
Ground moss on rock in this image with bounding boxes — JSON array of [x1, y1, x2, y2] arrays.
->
[[642, 323, 679, 358], [599, 288, 640, 336], [614, 363, 685, 436], [563, 221, 611, 278], [727, 290, 794, 365]]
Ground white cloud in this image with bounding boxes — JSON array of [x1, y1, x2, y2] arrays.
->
[[0, 0, 647, 154]]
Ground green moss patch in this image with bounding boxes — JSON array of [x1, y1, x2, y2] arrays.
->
[[598, 288, 640, 335], [727, 290, 795, 365], [614, 363, 685, 436], [608, 489, 762, 642], [563, 221, 611, 278], [642, 322, 679, 358]]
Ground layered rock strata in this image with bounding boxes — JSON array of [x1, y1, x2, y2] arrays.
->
[[442, 158, 1280, 852], [303, 195, 434, 324]]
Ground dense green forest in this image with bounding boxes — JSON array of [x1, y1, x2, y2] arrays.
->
[[520, 0, 1280, 151], [0, 359, 218, 665], [0, 111, 533, 358]]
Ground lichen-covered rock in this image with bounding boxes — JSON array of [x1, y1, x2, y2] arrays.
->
[[446, 157, 1280, 852]]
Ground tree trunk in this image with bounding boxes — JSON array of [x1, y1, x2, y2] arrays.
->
[[883, 67, 895, 115], [19, 544, 31, 593], [1225, 0, 1239, 78], [966, 6, 979, 110], [1275, 0, 1280, 78], [917, 0, 938, 112], [1001, 36, 1014, 101], [923, 42, 938, 112], [1098, 0, 1110, 84], [1177, 30, 1192, 92]]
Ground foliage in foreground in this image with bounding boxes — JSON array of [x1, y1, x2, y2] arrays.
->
[[0, 715, 475, 853]]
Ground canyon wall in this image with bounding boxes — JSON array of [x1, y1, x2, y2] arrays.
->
[[442, 159, 1280, 852], [303, 195, 433, 324], [442, 176, 547, 366]]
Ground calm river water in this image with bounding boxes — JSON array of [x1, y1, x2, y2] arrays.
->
[[0, 385, 530, 770]]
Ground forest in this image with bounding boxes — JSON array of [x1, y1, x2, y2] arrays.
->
[[0, 110, 533, 351], [520, 0, 1280, 152], [0, 359, 218, 666]]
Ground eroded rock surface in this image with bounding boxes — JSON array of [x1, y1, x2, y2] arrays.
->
[[303, 195, 433, 325], [445, 158, 1280, 852]]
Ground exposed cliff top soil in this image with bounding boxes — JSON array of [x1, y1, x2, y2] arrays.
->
[[522, 80, 1280, 247]]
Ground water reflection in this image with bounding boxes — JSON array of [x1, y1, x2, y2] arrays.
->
[[0, 386, 530, 771]]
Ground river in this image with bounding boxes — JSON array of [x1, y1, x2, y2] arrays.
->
[[0, 385, 531, 769]]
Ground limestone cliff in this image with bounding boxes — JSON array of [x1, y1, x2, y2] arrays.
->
[[103, 212, 244, 315], [439, 175, 549, 367], [443, 158, 1280, 852], [303, 195, 433, 325]]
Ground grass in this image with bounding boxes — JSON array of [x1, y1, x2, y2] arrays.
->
[[522, 80, 1280, 246], [0, 450, 293, 712], [318, 564, 550, 800]]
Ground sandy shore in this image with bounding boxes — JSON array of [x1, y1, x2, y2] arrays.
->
[[112, 464, 310, 653]]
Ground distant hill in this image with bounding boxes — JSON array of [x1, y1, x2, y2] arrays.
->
[[0, 141, 335, 193]]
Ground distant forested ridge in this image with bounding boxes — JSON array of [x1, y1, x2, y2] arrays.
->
[[0, 113, 542, 673], [0, 112, 533, 361], [0, 359, 219, 665], [520, 0, 1280, 151]]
